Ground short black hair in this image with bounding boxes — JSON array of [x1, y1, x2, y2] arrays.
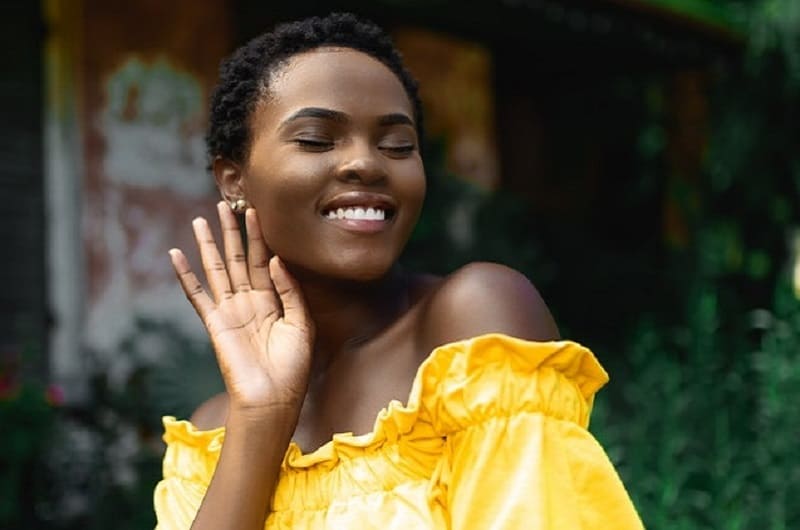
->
[[206, 12, 423, 166]]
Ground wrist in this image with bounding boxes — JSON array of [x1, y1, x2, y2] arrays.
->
[[226, 401, 301, 436]]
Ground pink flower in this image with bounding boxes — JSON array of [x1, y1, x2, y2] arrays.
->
[[45, 384, 65, 406]]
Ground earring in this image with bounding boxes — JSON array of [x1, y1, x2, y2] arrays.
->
[[230, 199, 247, 214]]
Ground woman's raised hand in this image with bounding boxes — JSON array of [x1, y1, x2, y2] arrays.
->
[[169, 202, 314, 416]]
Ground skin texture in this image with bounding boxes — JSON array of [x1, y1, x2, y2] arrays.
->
[[171, 48, 559, 530]]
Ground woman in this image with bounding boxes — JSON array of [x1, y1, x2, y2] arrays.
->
[[155, 12, 643, 530]]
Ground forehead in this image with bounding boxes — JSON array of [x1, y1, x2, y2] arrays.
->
[[261, 48, 414, 122]]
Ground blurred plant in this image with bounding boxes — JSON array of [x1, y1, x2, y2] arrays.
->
[[0, 344, 59, 529], [587, 1, 800, 527], [591, 274, 800, 530], [749, 279, 800, 529], [403, 137, 556, 300], [747, 0, 800, 85], [26, 318, 222, 530]]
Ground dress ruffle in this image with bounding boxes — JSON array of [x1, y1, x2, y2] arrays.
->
[[163, 334, 605, 467], [156, 334, 626, 527]]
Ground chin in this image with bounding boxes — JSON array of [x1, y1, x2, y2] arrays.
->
[[317, 248, 399, 282], [331, 259, 395, 283], [281, 250, 397, 284]]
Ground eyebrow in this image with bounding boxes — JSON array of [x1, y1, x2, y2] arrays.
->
[[282, 107, 348, 125], [377, 113, 415, 128], [280, 107, 415, 129]]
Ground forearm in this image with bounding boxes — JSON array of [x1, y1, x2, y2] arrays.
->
[[190, 407, 298, 530]]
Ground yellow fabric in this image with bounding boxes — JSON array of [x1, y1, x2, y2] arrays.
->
[[154, 334, 644, 529]]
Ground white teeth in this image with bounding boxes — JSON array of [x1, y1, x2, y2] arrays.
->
[[326, 207, 387, 221]]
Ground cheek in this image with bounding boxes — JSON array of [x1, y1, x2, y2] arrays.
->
[[244, 159, 329, 242], [247, 147, 329, 203], [396, 162, 427, 219]]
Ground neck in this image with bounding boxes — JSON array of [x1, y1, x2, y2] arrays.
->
[[285, 263, 410, 374]]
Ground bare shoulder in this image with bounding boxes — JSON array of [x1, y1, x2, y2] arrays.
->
[[418, 262, 559, 352], [189, 391, 229, 430]]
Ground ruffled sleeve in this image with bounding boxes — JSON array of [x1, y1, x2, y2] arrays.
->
[[153, 416, 224, 530], [422, 334, 643, 530]]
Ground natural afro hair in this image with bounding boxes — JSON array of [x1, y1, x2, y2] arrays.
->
[[206, 12, 423, 166]]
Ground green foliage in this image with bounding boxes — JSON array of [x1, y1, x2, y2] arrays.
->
[[591, 279, 800, 529], [403, 138, 552, 280], [638, 0, 746, 35], [7, 319, 222, 530], [0, 382, 56, 529], [586, 1, 800, 527], [55, 319, 221, 530]]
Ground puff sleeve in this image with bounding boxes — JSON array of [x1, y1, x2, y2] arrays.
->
[[153, 417, 224, 530], [425, 335, 644, 530]]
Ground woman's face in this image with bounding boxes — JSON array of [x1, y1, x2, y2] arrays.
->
[[240, 47, 425, 282]]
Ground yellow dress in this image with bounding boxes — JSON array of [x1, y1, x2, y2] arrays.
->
[[154, 334, 644, 529]]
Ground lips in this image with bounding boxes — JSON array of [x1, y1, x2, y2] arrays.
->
[[319, 191, 397, 220]]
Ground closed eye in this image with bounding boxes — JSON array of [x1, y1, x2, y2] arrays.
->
[[295, 139, 333, 151], [381, 144, 415, 155]]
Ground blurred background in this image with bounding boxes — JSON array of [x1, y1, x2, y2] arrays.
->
[[1, 0, 799, 528]]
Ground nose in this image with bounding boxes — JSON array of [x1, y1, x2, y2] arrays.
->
[[334, 141, 387, 185]]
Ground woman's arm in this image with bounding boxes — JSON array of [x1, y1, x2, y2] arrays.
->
[[188, 406, 297, 530], [167, 203, 314, 530], [419, 263, 643, 529]]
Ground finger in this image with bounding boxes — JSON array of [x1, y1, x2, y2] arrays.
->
[[169, 248, 216, 322], [245, 208, 274, 292], [192, 217, 234, 303], [269, 256, 310, 329], [217, 201, 250, 292], [245, 208, 279, 325]]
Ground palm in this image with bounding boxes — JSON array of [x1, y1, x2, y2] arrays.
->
[[170, 203, 314, 410], [207, 293, 310, 404]]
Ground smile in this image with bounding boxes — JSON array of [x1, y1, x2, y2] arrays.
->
[[320, 205, 394, 234], [318, 191, 398, 233], [323, 207, 386, 220]]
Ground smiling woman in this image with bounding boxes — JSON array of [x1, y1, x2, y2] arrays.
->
[[214, 47, 425, 282], [154, 12, 643, 530]]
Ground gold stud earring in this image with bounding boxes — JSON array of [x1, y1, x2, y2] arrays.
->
[[230, 199, 247, 214]]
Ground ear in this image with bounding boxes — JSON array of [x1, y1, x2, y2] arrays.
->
[[212, 156, 246, 203]]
